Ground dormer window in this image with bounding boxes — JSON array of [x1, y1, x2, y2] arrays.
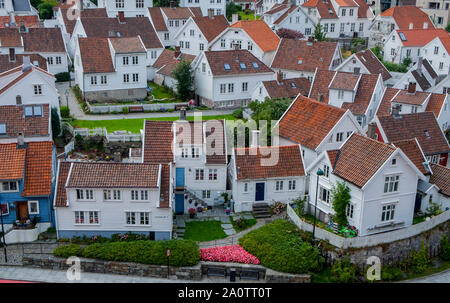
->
[[0, 123, 6, 134], [224, 63, 231, 70], [424, 130, 430, 138], [240, 63, 246, 69], [252, 62, 259, 69]]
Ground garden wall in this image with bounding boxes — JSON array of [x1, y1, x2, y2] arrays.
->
[[287, 204, 450, 267], [87, 101, 188, 114]]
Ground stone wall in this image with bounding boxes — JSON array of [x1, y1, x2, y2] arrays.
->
[[104, 141, 142, 158], [85, 88, 147, 102], [265, 269, 311, 283]]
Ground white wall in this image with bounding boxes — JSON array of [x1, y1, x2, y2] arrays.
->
[[175, 18, 210, 56], [98, 0, 153, 17], [179, 0, 225, 16], [421, 37, 450, 75]]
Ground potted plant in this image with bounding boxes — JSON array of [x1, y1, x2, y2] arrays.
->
[[189, 208, 196, 218], [197, 206, 203, 213]]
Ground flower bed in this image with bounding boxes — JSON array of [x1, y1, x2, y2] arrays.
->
[[200, 245, 260, 265]]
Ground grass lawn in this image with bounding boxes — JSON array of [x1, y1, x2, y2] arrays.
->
[[148, 82, 177, 100], [70, 115, 237, 133], [230, 216, 257, 233], [238, 11, 260, 20], [183, 220, 227, 242]]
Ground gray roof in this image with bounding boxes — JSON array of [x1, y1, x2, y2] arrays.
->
[[13, 0, 32, 12], [417, 179, 434, 194]]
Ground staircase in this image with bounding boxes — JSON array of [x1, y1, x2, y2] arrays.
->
[[252, 203, 271, 219], [184, 189, 209, 209]]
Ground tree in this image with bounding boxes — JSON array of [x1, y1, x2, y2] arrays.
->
[[38, 0, 58, 20], [154, 0, 179, 7], [276, 28, 304, 40], [314, 22, 326, 42], [172, 59, 194, 101], [446, 22, 450, 33], [331, 181, 351, 227], [51, 107, 61, 140], [226, 2, 242, 21]]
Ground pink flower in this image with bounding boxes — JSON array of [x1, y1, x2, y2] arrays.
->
[[200, 245, 260, 265]]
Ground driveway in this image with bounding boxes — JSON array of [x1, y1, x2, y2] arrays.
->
[[55, 82, 234, 121], [402, 268, 450, 283]]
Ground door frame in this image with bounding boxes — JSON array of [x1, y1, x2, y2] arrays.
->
[[255, 182, 265, 202], [16, 201, 29, 220]]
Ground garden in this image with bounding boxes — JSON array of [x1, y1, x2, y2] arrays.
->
[[183, 220, 227, 242]]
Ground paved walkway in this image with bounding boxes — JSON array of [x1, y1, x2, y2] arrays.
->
[[402, 268, 450, 283], [56, 82, 233, 120]]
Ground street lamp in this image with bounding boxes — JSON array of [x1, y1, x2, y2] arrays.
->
[[65, 89, 69, 108], [312, 168, 324, 244]]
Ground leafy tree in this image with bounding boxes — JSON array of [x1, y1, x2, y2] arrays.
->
[[51, 107, 61, 140], [371, 46, 383, 61], [226, 2, 242, 21], [425, 199, 443, 216], [439, 234, 450, 261], [154, 0, 179, 7], [313, 22, 326, 42], [38, 0, 58, 20], [276, 28, 304, 40], [30, 0, 42, 9], [446, 22, 450, 33], [331, 181, 351, 227], [172, 59, 194, 101], [402, 57, 412, 68]]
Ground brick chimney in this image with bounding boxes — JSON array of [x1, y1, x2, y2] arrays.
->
[[409, 22, 413, 29], [170, 0, 175, 8], [9, 48, 15, 62], [80, 0, 84, 11], [276, 71, 282, 84], [118, 11, 125, 23], [19, 20, 26, 33], [22, 56, 31, 72], [232, 14, 239, 24], [208, 9, 214, 19], [174, 46, 181, 59], [407, 82, 416, 94], [423, 22, 428, 29], [367, 122, 377, 139], [17, 132, 26, 149]]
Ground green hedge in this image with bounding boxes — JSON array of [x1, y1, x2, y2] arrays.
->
[[55, 72, 70, 82], [60, 106, 70, 118], [239, 219, 323, 274], [54, 244, 85, 258], [54, 240, 200, 267]]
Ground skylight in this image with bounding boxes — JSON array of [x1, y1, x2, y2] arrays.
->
[[24, 106, 33, 117], [399, 32, 406, 41], [290, 83, 296, 88], [252, 62, 259, 69], [0, 124, 6, 134], [424, 130, 430, 138], [240, 63, 246, 69], [298, 59, 303, 64], [224, 63, 231, 70]]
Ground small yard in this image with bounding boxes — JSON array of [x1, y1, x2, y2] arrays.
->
[[183, 220, 227, 242], [230, 216, 257, 233], [70, 115, 237, 133], [238, 11, 260, 20], [147, 82, 184, 103]]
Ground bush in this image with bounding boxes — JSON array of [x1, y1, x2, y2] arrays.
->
[[201, 245, 260, 264], [239, 219, 323, 274], [330, 259, 356, 283], [410, 242, 431, 274], [269, 201, 286, 215], [232, 107, 243, 119], [381, 265, 404, 281], [46, 227, 56, 233], [122, 107, 129, 114], [72, 85, 83, 102], [54, 244, 84, 258], [81, 240, 200, 267], [60, 106, 70, 118], [55, 72, 70, 82], [439, 234, 450, 261]]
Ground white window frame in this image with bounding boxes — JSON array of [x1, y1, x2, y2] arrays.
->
[[383, 175, 400, 193], [208, 169, 218, 181], [243, 182, 249, 193], [195, 168, 204, 181], [275, 180, 284, 191], [288, 180, 296, 191], [33, 84, 42, 95], [1, 181, 18, 192], [381, 203, 396, 222], [0, 203, 9, 216], [319, 186, 330, 204], [346, 203, 354, 219]]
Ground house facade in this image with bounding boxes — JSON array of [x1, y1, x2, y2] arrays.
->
[[179, 0, 226, 16], [420, 36, 450, 76], [251, 73, 311, 102], [54, 161, 173, 239], [306, 133, 426, 237], [393, 58, 440, 92], [97, 0, 153, 17]]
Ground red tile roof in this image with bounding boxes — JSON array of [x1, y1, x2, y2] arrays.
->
[[54, 161, 71, 207], [309, 69, 336, 103], [230, 20, 280, 52], [0, 143, 26, 181], [0, 104, 50, 138], [23, 28, 66, 53], [341, 73, 380, 115], [22, 141, 53, 197], [271, 39, 339, 73], [391, 90, 430, 106], [0, 53, 47, 73], [438, 36, 450, 55], [302, 0, 338, 19], [143, 120, 174, 163], [425, 93, 447, 118], [392, 138, 429, 175], [354, 49, 391, 81], [395, 29, 448, 47], [204, 50, 273, 76], [159, 163, 171, 208], [0, 65, 54, 96], [161, 7, 199, 19], [262, 77, 311, 99], [377, 112, 450, 156], [154, 49, 195, 77], [234, 145, 305, 180], [148, 7, 168, 31], [376, 87, 399, 117], [109, 36, 146, 53], [60, 7, 107, 35], [0, 16, 40, 28], [192, 15, 229, 43], [66, 162, 160, 188], [332, 133, 396, 188], [381, 6, 435, 30], [274, 5, 297, 25], [329, 72, 360, 91], [429, 164, 450, 197], [278, 95, 347, 150], [78, 37, 115, 73]]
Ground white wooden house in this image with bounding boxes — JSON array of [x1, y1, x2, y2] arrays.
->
[[97, 0, 153, 17], [179, 0, 226, 16]]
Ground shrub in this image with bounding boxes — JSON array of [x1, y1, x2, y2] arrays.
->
[[330, 259, 356, 283], [81, 240, 200, 267], [60, 106, 70, 118], [57, 238, 70, 243], [439, 234, 450, 261], [54, 244, 84, 258], [410, 241, 431, 274], [239, 219, 323, 274], [201, 245, 260, 264], [293, 196, 307, 217], [381, 265, 404, 281], [46, 227, 56, 233], [122, 107, 129, 114], [55, 72, 70, 82], [425, 200, 443, 216], [232, 107, 243, 119], [72, 85, 83, 102], [269, 202, 286, 215]]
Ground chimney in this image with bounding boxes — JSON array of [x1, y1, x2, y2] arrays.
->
[[391, 104, 401, 116], [417, 57, 423, 75], [276, 71, 282, 84], [423, 22, 428, 29], [208, 9, 214, 19], [407, 82, 416, 94], [174, 46, 181, 59], [22, 56, 31, 72], [113, 151, 121, 162], [367, 122, 377, 139], [250, 130, 260, 148], [409, 22, 413, 29], [118, 11, 125, 23], [17, 132, 26, 149], [19, 20, 26, 33], [9, 13, 15, 26], [180, 107, 187, 120], [80, 0, 84, 11], [232, 13, 239, 24], [170, 0, 175, 8], [9, 48, 15, 62]]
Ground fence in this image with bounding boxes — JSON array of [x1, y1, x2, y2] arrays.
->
[[286, 203, 450, 249], [86, 101, 189, 114]]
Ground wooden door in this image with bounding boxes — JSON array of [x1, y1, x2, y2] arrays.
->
[[17, 202, 28, 220]]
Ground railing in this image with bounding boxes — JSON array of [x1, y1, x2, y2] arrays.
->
[[73, 128, 142, 143], [286, 203, 450, 249]]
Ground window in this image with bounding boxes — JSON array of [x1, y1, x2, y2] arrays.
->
[[0, 123, 5, 134], [123, 74, 129, 83], [342, 9, 346, 16], [288, 180, 296, 191], [202, 190, 211, 199], [243, 183, 248, 193], [131, 190, 138, 200], [0, 0, 4, 9], [228, 83, 234, 93], [47, 57, 53, 65], [199, 43, 204, 51], [381, 204, 395, 221], [190, 29, 195, 36], [384, 175, 399, 193], [391, 48, 395, 56], [151, 51, 157, 59], [319, 186, 330, 204], [132, 73, 139, 82], [33, 85, 42, 95], [338, 89, 344, 99], [192, 147, 199, 158], [195, 169, 204, 180], [330, 24, 335, 32], [90, 76, 97, 85], [242, 82, 248, 92], [116, 0, 124, 8], [391, 158, 397, 166], [101, 75, 107, 84], [247, 41, 252, 51], [136, 0, 144, 8], [208, 169, 217, 180], [123, 56, 129, 65], [0, 203, 9, 216], [224, 63, 231, 70], [305, 28, 311, 35], [89, 211, 99, 224], [324, 23, 328, 32], [359, 23, 363, 32], [185, 41, 190, 49], [411, 106, 418, 113], [275, 181, 284, 191], [406, 49, 411, 58], [132, 56, 138, 65], [77, 189, 93, 200], [427, 155, 439, 164], [439, 62, 444, 70], [140, 212, 150, 225], [434, 46, 439, 55], [340, 23, 344, 32], [104, 190, 121, 201], [220, 39, 226, 48], [350, 23, 355, 32], [336, 132, 344, 142], [164, 33, 169, 40], [1, 181, 18, 192], [349, 9, 353, 16], [220, 83, 226, 94], [346, 204, 354, 219], [126, 211, 149, 224], [33, 105, 42, 116], [323, 165, 330, 178], [75, 211, 85, 224]]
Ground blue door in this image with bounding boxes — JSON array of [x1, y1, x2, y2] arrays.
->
[[255, 183, 265, 201], [175, 194, 184, 214], [176, 168, 185, 187]]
